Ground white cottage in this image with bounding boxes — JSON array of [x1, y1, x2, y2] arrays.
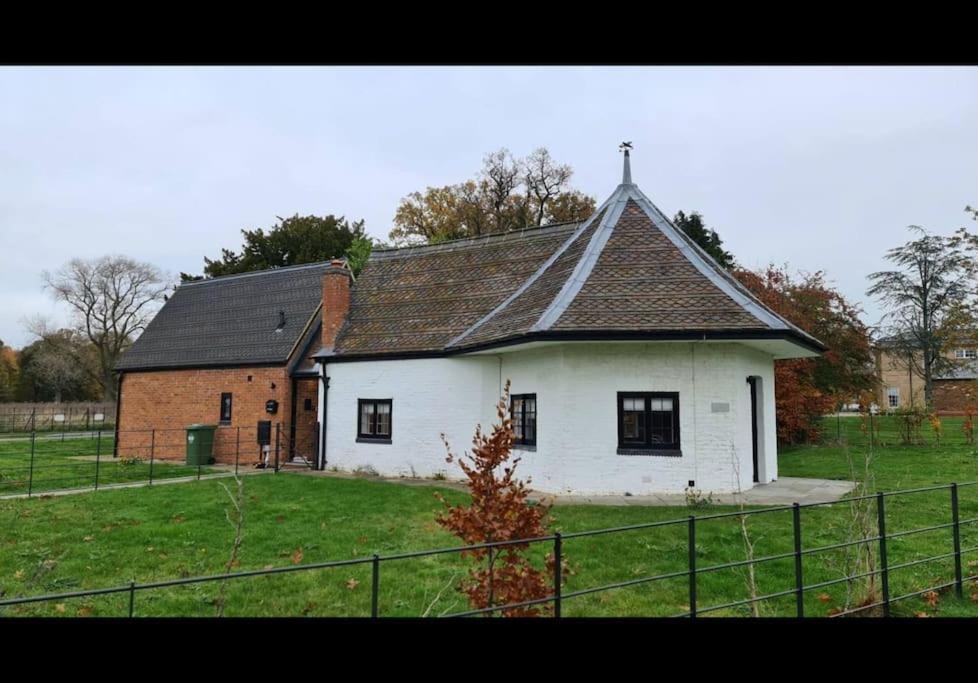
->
[[313, 152, 824, 495]]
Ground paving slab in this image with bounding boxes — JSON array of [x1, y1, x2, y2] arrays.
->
[[530, 477, 858, 507]]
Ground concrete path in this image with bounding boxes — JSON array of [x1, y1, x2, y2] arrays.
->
[[292, 469, 856, 507], [534, 477, 858, 507]]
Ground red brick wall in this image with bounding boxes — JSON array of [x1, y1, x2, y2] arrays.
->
[[116, 366, 302, 466], [933, 380, 978, 415], [291, 378, 320, 462]]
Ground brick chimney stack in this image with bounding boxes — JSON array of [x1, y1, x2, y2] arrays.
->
[[322, 259, 352, 350]]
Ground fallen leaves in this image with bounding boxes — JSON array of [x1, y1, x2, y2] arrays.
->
[[818, 594, 832, 603], [83, 536, 94, 542], [346, 578, 359, 590], [14, 570, 24, 580], [291, 547, 304, 565], [922, 590, 940, 608], [915, 611, 931, 618], [171, 514, 184, 524], [77, 606, 93, 617], [54, 603, 66, 614]]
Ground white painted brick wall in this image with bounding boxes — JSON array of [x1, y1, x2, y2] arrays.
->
[[320, 342, 777, 495]]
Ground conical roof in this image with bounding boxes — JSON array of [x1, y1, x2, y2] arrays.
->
[[327, 151, 825, 360]]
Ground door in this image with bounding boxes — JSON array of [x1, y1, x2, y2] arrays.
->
[[747, 376, 759, 483]]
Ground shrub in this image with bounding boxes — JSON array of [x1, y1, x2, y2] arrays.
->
[[435, 380, 567, 617]]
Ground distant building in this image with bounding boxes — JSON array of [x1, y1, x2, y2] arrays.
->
[[873, 336, 978, 413]]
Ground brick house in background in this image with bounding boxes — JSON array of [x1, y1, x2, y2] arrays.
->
[[114, 264, 328, 465], [116, 152, 827, 494], [873, 336, 978, 414]]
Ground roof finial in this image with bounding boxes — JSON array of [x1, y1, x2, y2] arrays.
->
[[619, 141, 633, 184]]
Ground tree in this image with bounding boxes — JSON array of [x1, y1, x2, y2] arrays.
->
[[0, 340, 18, 403], [184, 214, 367, 281], [344, 235, 374, 278], [390, 147, 596, 245], [966, 204, 977, 222], [40, 255, 170, 400], [435, 380, 566, 616], [673, 211, 735, 269], [867, 225, 978, 406], [15, 331, 98, 402], [735, 265, 876, 443]]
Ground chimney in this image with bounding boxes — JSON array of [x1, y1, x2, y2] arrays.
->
[[322, 259, 351, 350]]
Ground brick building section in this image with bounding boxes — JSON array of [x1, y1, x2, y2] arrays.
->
[[933, 380, 978, 415], [291, 378, 320, 460], [116, 366, 318, 466]]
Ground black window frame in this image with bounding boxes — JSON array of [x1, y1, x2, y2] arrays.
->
[[616, 391, 681, 456], [219, 392, 233, 425], [510, 393, 537, 448], [357, 398, 393, 444]]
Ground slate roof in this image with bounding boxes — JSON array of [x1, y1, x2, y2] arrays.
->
[[935, 361, 978, 381], [327, 156, 825, 358], [115, 262, 328, 371]]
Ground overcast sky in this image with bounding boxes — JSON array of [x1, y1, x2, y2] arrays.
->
[[1, 66, 976, 348]]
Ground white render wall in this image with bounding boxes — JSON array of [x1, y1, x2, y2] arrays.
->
[[320, 342, 777, 495]]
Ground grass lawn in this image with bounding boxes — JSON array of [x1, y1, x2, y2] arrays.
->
[[0, 433, 220, 496], [1, 414, 977, 617]]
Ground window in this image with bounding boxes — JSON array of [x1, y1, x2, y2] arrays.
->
[[617, 392, 680, 455], [220, 392, 233, 424], [511, 394, 537, 447], [955, 348, 977, 359], [887, 387, 900, 408], [357, 399, 392, 443]]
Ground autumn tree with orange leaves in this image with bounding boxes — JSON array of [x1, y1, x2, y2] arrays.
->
[[734, 266, 875, 443], [435, 380, 566, 616]]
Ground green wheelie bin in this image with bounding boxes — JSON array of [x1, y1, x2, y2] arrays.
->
[[186, 424, 217, 465]]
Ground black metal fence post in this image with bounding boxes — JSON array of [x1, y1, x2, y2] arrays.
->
[[553, 532, 563, 618], [951, 483, 963, 598], [877, 492, 890, 616], [235, 427, 241, 477], [27, 430, 36, 497], [94, 429, 102, 491], [371, 554, 380, 618], [792, 503, 804, 617], [148, 429, 155, 486], [274, 423, 281, 473], [688, 515, 697, 618], [128, 581, 136, 617]]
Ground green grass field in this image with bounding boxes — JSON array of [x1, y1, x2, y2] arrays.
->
[[1, 414, 977, 617], [0, 434, 220, 496]]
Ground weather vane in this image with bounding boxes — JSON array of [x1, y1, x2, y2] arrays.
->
[[619, 141, 633, 152]]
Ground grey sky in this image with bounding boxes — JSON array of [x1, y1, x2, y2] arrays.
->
[[1, 66, 976, 348]]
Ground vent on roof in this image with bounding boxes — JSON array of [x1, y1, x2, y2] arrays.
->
[[275, 310, 286, 333]]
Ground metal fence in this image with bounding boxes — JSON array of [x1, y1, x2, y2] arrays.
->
[[820, 411, 976, 448], [1, 481, 976, 617], [0, 423, 306, 498], [0, 402, 116, 434]]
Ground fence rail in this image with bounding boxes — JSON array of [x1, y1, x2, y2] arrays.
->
[[1, 480, 976, 617], [0, 423, 311, 498]]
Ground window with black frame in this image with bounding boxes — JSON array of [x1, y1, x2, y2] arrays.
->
[[220, 392, 232, 424], [511, 393, 537, 447], [617, 392, 680, 454], [357, 399, 392, 442]]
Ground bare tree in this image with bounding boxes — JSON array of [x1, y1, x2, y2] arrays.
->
[[867, 225, 978, 406], [480, 148, 523, 233], [41, 255, 171, 400], [524, 147, 573, 227]]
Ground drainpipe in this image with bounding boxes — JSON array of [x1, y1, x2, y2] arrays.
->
[[318, 364, 330, 470], [113, 373, 123, 458]]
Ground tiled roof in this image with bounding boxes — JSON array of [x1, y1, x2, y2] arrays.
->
[[116, 262, 327, 371], [329, 177, 824, 357]]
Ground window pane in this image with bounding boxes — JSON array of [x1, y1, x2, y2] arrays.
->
[[376, 410, 390, 436], [622, 410, 644, 441], [360, 403, 374, 435], [624, 398, 645, 412]]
